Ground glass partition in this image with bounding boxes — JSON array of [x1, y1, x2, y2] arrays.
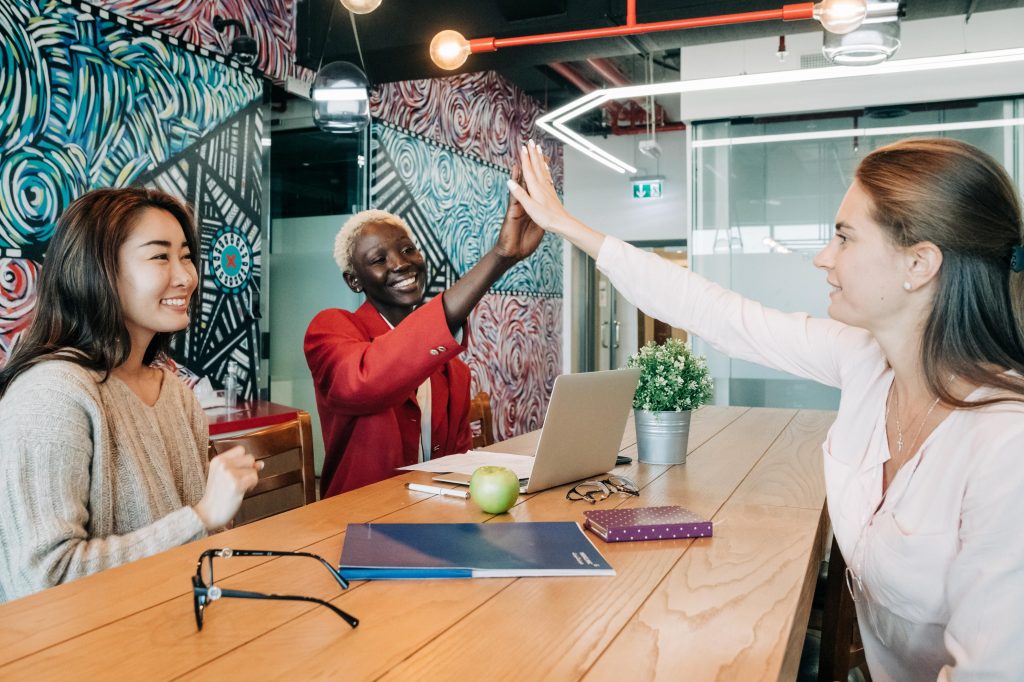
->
[[268, 116, 369, 472], [690, 96, 1023, 409]]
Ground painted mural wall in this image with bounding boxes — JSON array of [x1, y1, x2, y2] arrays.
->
[[89, 0, 299, 83], [0, 0, 264, 396], [370, 73, 564, 440]]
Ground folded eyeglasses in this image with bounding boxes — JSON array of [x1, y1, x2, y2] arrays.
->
[[191, 548, 359, 631], [565, 475, 640, 503]]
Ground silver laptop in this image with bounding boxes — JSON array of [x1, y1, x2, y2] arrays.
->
[[434, 368, 640, 494]]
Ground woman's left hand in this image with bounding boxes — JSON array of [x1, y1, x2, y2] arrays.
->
[[492, 165, 545, 263]]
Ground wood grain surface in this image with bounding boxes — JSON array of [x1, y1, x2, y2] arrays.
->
[[0, 406, 834, 681]]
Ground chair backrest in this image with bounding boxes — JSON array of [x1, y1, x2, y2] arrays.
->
[[467, 391, 495, 449], [209, 411, 316, 526], [818, 534, 869, 682]]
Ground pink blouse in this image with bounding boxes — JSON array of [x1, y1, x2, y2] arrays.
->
[[598, 236, 1024, 682]]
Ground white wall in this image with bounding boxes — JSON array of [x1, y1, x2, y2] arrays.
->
[[563, 130, 687, 243], [562, 130, 688, 372], [675, 9, 1024, 121], [269, 214, 362, 473]]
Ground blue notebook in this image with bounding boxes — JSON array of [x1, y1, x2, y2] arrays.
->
[[339, 522, 615, 580]]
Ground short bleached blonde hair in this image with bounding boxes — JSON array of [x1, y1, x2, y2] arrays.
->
[[333, 209, 416, 275]]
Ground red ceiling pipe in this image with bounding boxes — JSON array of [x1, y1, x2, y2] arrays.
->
[[586, 57, 631, 87], [612, 122, 687, 135], [547, 61, 624, 119], [548, 61, 598, 94], [587, 58, 666, 128], [626, 0, 637, 26], [469, 3, 816, 53], [548, 61, 684, 135]]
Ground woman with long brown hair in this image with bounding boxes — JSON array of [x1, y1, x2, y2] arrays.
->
[[0, 187, 259, 602], [509, 138, 1024, 681]]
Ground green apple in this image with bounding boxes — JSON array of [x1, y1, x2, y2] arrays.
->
[[469, 466, 520, 514]]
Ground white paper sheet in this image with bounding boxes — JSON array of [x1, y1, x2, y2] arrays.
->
[[398, 451, 536, 479]]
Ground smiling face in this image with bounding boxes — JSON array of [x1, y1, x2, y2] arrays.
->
[[116, 207, 198, 351], [813, 180, 910, 333], [345, 221, 426, 325]]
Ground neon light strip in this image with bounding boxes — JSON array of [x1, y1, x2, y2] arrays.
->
[[537, 48, 1024, 172], [693, 118, 1024, 148]]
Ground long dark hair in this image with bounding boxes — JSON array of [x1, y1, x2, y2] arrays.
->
[[0, 187, 200, 397], [856, 138, 1024, 407]]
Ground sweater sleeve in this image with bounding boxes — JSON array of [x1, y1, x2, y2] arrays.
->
[[304, 295, 468, 415], [596, 237, 874, 390], [0, 367, 206, 601]]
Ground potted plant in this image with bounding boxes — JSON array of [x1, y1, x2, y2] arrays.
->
[[626, 338, 713, 465]]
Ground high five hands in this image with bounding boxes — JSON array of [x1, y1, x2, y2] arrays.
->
[[507, 139, 605, 259], [493, 164, 545, 262], [505, 140, 572, 234]]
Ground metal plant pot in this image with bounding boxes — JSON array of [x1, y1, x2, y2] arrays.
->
[[634, 409, 692, 465]]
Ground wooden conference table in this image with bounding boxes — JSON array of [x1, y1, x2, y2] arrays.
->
[[0, 406, 835, 681]]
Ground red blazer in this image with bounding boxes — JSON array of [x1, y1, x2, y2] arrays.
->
[[304, 296, 472, 497]]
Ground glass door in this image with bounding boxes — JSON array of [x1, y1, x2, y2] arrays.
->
[[267, 114, 369, 473]]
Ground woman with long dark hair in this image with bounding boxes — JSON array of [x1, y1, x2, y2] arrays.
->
[[0, 187, 260, 602], [509, 138, 1024, 680]]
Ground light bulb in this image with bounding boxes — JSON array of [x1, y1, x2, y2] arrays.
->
[[430, 30, 470, 70], [340, 0, 382, 14], [311, 61, 370, 133], [813, 0, 867, 35]]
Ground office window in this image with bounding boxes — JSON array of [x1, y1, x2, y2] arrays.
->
[[690, 96, 1023, 409]]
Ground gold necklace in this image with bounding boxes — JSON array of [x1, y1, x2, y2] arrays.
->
[[889, 384, 941, 458]]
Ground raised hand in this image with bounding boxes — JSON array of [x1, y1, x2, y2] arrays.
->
[[507, 140, 606, 259], [493, 164, 545, 263], [193, 445, 262, 531], [506, 140, 574, 234]]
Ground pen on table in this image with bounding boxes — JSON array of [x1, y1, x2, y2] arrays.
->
[[405, 482, 470, 499]]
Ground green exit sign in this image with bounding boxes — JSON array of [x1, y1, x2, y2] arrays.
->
[[631, 179, 663, 199]]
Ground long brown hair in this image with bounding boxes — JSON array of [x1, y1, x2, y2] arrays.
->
[[0, 187, 200, 396], [856, 138, 1024, 407]]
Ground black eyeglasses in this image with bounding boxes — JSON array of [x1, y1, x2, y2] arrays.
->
[[566, 475, 640, 503], [191, 548, 359, 631]]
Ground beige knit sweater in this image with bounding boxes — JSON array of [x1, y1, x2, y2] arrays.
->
[[0, 360, 209, 602]]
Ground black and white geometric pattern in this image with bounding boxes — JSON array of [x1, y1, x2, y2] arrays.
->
[[137, 103, 264, 398]]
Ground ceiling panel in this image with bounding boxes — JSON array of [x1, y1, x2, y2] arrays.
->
[[294, 1, 1024, 109]]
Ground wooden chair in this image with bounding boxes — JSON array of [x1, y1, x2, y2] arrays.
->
[[467, 391, 495, 448], [819, 535, 871, 682], [209, 411, 317, 527]]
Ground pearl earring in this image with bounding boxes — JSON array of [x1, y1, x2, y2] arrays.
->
[[902, 281, 912, 291]]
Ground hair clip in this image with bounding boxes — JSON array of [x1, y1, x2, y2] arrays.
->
[[1012, 245, 1024, 273]]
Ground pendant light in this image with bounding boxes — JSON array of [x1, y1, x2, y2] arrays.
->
[[429, 0, 870, 71], [340, 0, 381, 15]]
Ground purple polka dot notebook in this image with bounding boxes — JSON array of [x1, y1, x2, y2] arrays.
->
[[583, 505, 713, 543]]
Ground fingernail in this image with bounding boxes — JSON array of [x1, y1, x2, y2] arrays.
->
[[506, 179, 519, 191], [528, 139, 535, 148]]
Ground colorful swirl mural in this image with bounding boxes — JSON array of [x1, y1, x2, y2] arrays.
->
[[141, 105, 265, 398], [370, 72, 564, 439], [0, 0, 260, 259], [0, 258, 37, 361], [464, 294, 562, 442], [0, 0, 263, 384], [370, 71, 564, 192], [90, 0, 298, 84], [375, 124, 561, 296]]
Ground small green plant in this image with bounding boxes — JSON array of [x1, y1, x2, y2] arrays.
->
[[626, 338, 713, 412]]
